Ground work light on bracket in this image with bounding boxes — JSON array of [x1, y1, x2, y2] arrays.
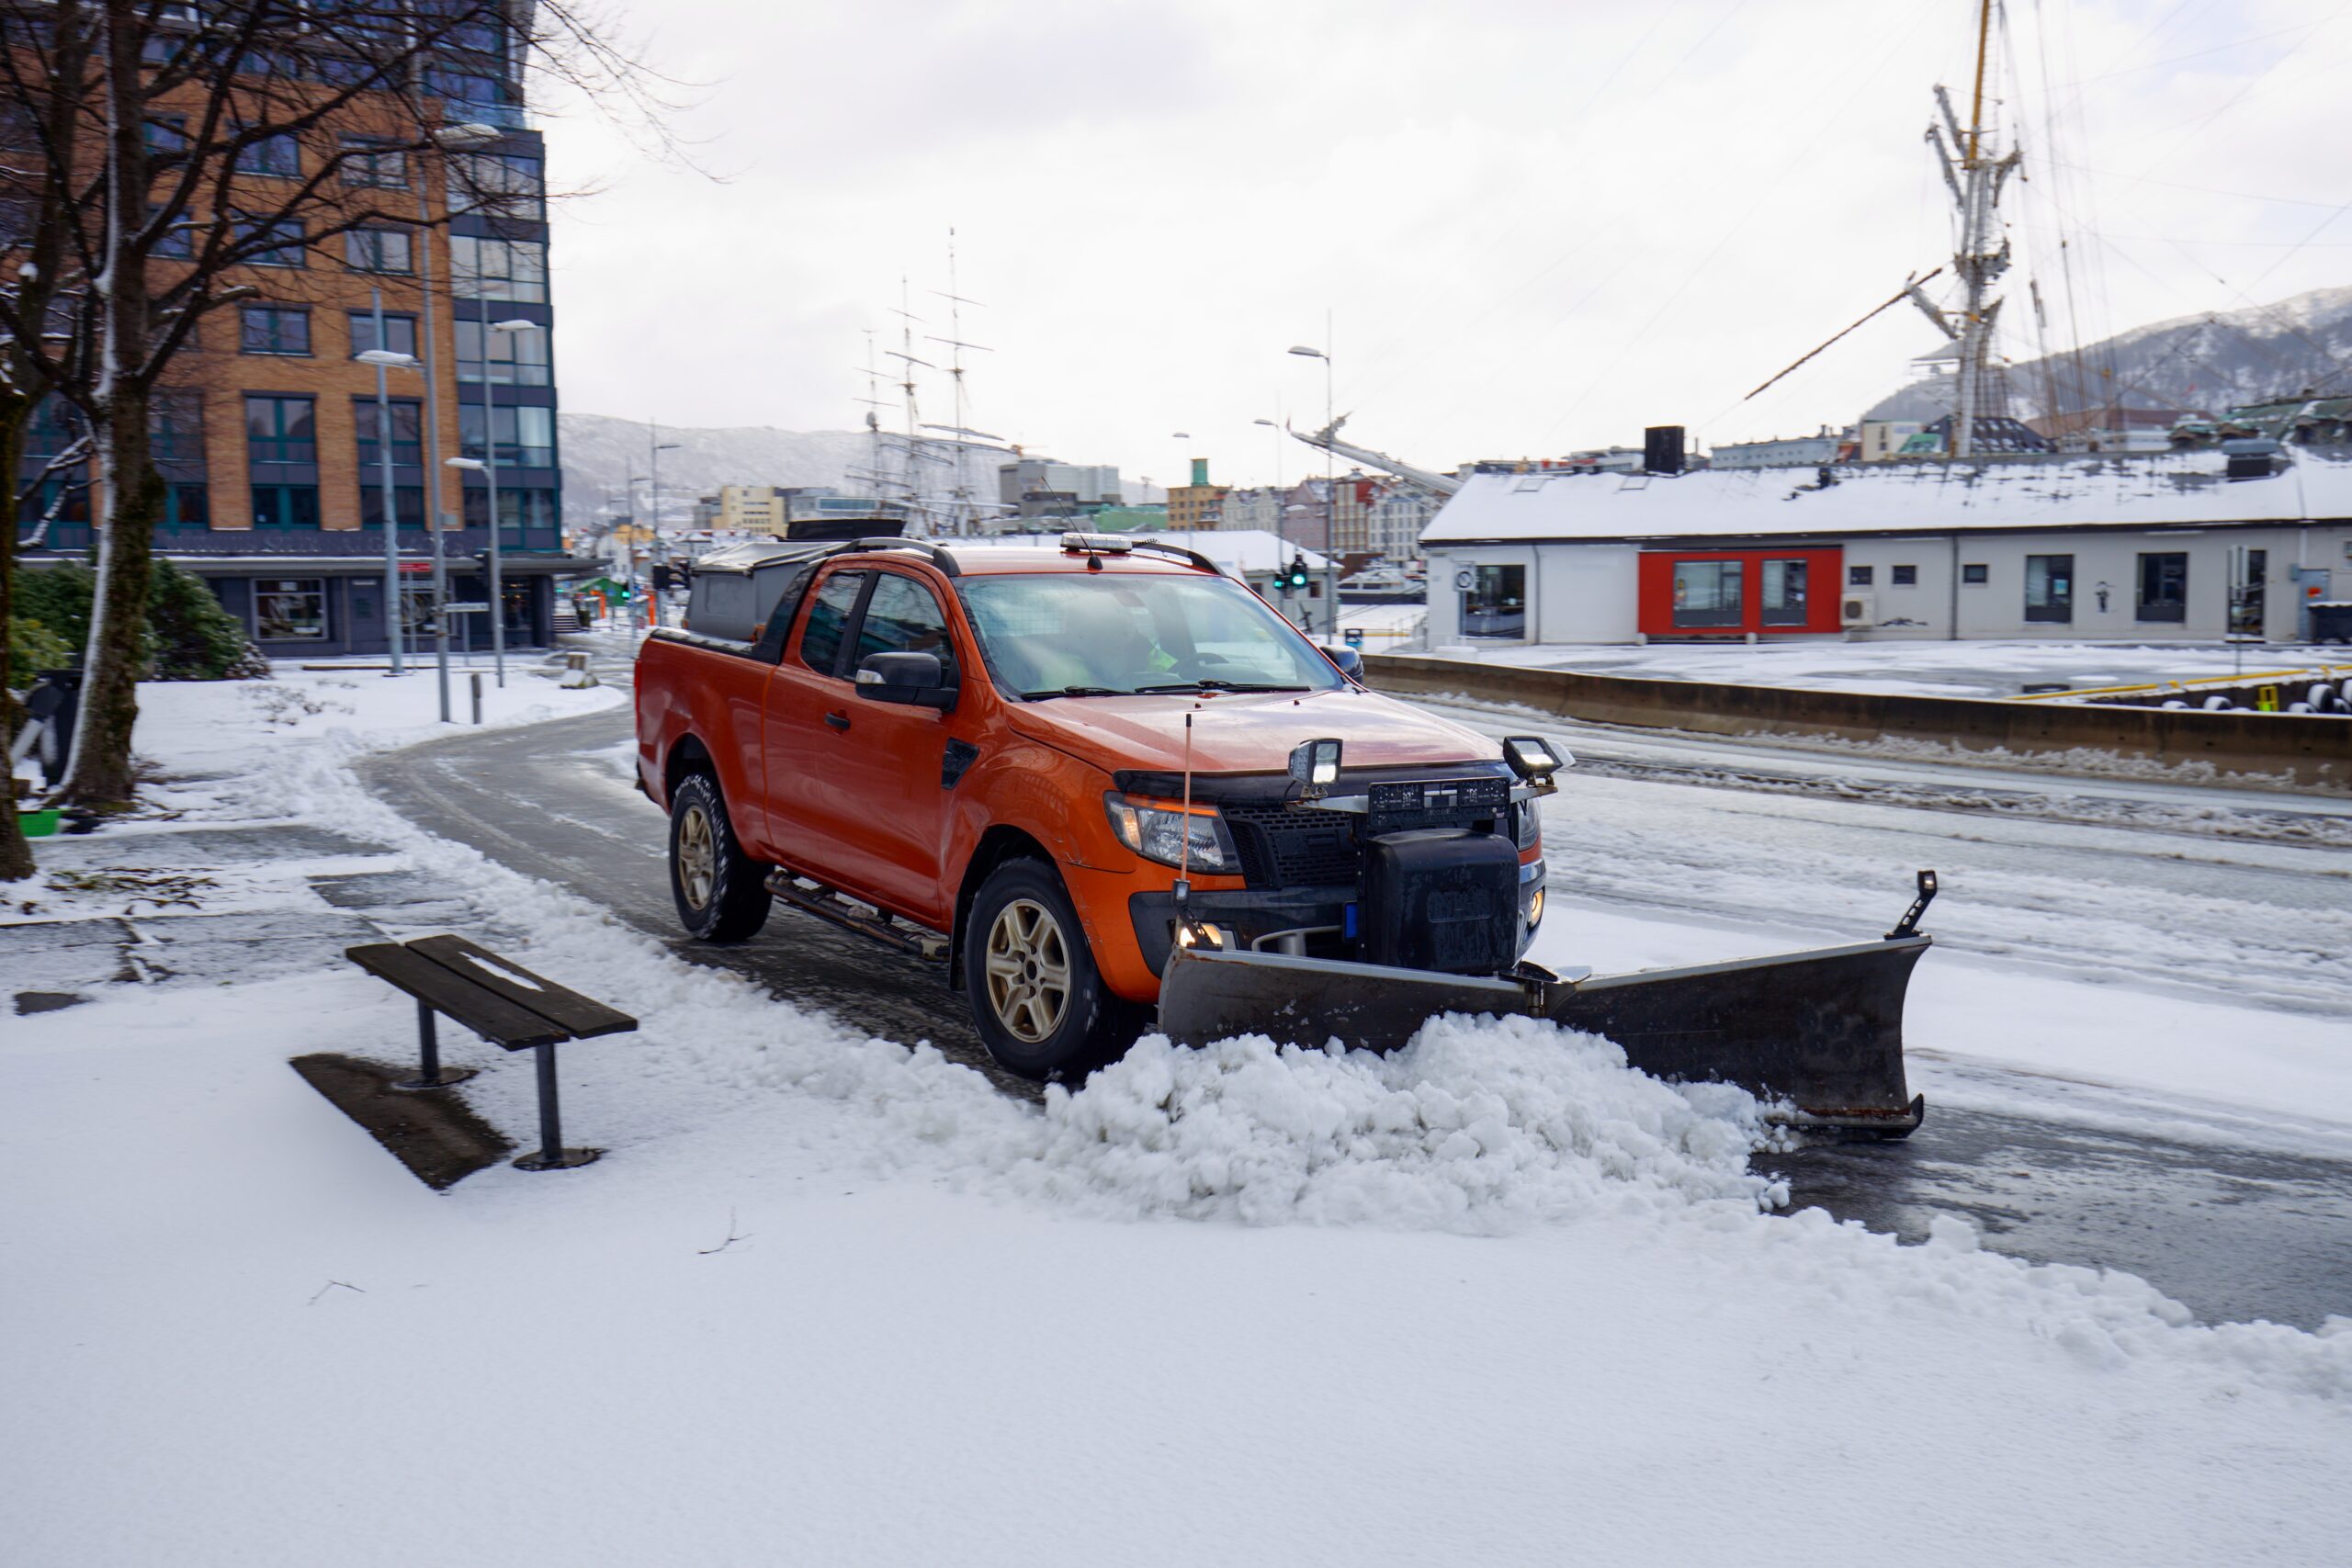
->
[[1502, 735, 1570, 794], [1287, 738, 1342, 795]]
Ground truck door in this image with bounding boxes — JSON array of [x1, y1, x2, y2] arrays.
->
[[826, 571, 968, 927], [760, 566, 869, 877]]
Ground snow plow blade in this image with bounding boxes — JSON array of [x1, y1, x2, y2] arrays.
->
[[1156, 935, 1931, 1135]]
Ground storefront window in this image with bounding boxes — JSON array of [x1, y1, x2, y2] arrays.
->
[[1672, 559, 1745, 627], [255, 579, 327, 640], [2025, 554, 2073, 623], [1459, 563, 1526, 639], [1760, 558, 1807, 626], [2137, 552, 2188, 623]]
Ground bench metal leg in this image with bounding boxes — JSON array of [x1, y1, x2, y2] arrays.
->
[[392, 1000, 478, 1091], [513, 1042, 599, 1170]]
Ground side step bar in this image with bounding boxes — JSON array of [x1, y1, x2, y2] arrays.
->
[[763, 872, 948, 963]]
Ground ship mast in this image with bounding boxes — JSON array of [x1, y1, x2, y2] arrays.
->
[[1917, 0, 2021, 458]]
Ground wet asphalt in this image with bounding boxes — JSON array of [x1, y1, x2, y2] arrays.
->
[[356, 661, 2352, 1330]]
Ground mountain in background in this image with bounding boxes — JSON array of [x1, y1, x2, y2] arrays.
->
[[1863, 283, 2352, 424]]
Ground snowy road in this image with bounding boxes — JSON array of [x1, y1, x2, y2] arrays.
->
[[358, 660, 2352, 1328]]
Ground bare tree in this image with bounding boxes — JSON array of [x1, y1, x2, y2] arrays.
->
[[0, 0, 666, 810]]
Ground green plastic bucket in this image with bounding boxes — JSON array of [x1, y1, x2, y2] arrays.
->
[[17, 808, 60, 838]]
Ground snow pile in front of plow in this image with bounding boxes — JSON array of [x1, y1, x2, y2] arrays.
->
[[1001, 1020, 1779, 1228]]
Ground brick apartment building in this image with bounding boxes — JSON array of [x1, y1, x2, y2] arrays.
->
[[16, 11, 586, 657]]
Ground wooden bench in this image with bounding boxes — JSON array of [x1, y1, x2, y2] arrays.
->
[[344, 934, 637, 1171]]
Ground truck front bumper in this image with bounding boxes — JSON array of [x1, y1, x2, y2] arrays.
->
[[1127, 858, 1543, 979]]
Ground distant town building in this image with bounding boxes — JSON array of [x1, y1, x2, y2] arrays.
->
[[997, 458, 1125, 510], [690, 485, 901, 534], [1166, 457, 1229, 529], [1712, 431, 1846, 468], [1857, 421, 1927, 462]]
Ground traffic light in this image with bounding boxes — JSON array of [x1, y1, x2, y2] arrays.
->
[[1284, 555, 1310, 593]]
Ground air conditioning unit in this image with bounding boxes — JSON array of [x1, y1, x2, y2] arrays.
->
[[1840, 592, 1876, 626]]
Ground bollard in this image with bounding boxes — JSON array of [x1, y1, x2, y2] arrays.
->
[[470, 671, 484, 725]]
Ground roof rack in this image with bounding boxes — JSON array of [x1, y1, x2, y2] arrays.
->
[[1059, 531, 1221, 575], [836, 536, 962, 578]]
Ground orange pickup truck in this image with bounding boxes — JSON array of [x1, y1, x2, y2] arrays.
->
[[633, 533, 1548, 1078]]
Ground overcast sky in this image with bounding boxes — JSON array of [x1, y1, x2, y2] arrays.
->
[[538, 0, 2352, 489]]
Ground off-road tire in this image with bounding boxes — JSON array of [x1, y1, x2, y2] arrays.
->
[[668, 773, 771, 942], [963, 858, 1139, 1081]]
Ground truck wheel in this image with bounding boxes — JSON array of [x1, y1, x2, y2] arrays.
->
[[964, 858, 1136, 1081], [668, 773, 771, 942]]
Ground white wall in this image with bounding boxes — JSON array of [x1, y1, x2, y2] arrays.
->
[[1537, 544, 1639, 643]]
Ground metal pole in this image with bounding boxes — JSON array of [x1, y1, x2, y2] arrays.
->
[[371, 288, 404, 674], [1323, 313, 1340, 636], [648, 420, 663, 629], [534, 1042, 562, 1161], [469, 669, 483, 724], [481, 292, 506, 686], [416, 998, 441, 1084], [416, 158, 450, 721]]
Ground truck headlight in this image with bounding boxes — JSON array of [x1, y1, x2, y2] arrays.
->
[[1104, 792, 1240, 874], [1513, 797, 1542, 850]]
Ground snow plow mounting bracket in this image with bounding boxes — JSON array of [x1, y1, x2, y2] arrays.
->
[[1886, 869, 1939, 941]]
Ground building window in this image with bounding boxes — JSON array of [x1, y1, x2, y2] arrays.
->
[[1891, 564, 1918, 586], [458, 402, 554, 467], [1760, 558, 1808, 626], [461, 486, 558, 545], [449, 234, 548, 302], [1671, 559, 1744, 628], [345, 227, 413, 275], [150, 389, 205, 462], [1962, 563, 1988, 584], [234, 130, 300, 177], [455, 316, 551, 386], [255, 578, 328, 639], [359, 484, 426, 528], [1461, 563, 1527, 639], [2025, 554, 2074, 623], [347, 311, 418, 358], [1848, 565, 1873, 586], [250, 484, 321, 529], [164, 482, 209, 528], [239, 305, 311, 355], [17, 478, 92, 527], [143, 116, 187, 154], [354, 399, 423, 467], [2137, 552, 2188, 623], [243, 395, 315, 464], [2230, 548, 2267, 636], [448, 151, 545, 220], [339, 138, 407, 189], [233, 212, 306, 267], [150, 205, 197, 259]]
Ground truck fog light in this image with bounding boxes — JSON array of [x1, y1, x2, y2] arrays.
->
[[1174, 921, 1228, 951], [1528, 886, 1545, 926]]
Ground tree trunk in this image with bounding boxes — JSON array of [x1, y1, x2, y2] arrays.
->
[[60, 1, 155, 809], [0, 396, 35, 880]]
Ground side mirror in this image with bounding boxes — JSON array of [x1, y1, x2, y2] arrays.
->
[[854, 651, 956, 711], [1326, 644, 1364, 682]]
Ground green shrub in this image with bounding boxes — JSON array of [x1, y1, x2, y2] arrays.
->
[[12, 558, 269, 681]]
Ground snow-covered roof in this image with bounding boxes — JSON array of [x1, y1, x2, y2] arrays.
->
[[1419, 449, 2352, 545], [977, 529, 1330, 573]]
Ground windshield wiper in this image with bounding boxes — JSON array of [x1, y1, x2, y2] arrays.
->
[[1132, 680, 1314, 694], [1021, 685, 1130, 700]]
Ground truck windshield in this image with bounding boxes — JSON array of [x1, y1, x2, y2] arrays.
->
[[959, 572, 1345, 698]]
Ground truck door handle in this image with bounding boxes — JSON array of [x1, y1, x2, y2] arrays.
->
[[825, 710, 851, 731]]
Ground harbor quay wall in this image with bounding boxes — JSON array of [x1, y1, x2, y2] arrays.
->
[[1363, 653, 2351, 795]]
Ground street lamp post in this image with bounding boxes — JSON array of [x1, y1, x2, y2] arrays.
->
[[1252, 416, 1283, 547], [1288, 335, 1340, 634], [649, 423, 681, 628], [475, 309, 542, 686], [357, 312, 422, 676]]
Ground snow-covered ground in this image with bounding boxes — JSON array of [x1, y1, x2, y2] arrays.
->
[[6, 667, 2352, 1565], [1452, 637, 2352, 700]]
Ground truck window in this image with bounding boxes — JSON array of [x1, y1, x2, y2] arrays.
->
[[853, 573, 958, 684], [959, 572, 1343, 696], [799, 570, 865, 676]]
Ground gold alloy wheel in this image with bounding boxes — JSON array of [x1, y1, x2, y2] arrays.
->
[[983, 897, 1073, 1043], [676, 804, 717, 910]]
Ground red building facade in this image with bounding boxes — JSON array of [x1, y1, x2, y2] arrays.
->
[[1635, 547, 1845, 637]]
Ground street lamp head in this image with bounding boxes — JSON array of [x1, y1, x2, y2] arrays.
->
[[1172, 431, 1192, 439], [488, 318, 540, 334], [444, 457, 486, 471], [1287, 345, 1326, 359], [432, 121, 504, 151], [356, 348, 422, 369], [1253, 418, 1277, 427], [654, 443, 682, 451]]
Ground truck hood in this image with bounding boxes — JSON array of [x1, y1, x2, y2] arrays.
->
[[1005, 686, 1497, 780]]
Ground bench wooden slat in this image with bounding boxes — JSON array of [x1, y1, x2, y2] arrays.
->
[[345, 942, 572, 1050], [405, 934, 639, 1039]]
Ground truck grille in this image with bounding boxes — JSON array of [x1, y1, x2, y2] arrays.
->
[[1219, 802, 1362, 891]]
